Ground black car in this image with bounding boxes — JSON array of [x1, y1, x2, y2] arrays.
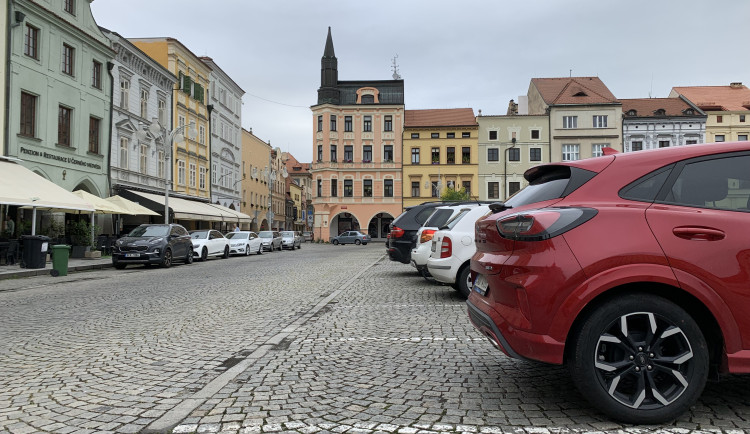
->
[[386, 202, 449, 264], [112, 224, 194, 269]]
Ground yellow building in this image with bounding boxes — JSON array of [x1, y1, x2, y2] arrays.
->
[[130, 38, 211, 201], [402, 109, 478, 210], [241, 128, 272, 231], [289, 181, 304, 231], [670, 83, 750, 143]]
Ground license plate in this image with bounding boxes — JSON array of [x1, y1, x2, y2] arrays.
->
[[125, 253, 140, 258], [473, 274, 489, 295]]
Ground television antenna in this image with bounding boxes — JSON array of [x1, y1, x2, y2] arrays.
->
[[391, 55, 401, 80]]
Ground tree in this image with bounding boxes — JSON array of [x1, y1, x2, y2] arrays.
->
[[441, 187, 469, 201]]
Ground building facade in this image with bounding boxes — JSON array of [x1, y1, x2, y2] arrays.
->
[[130, 38, 211, 201], [102, 28, 177, 227], [240, 128, 271, 231], [201, 57, 244, 210], [6, 0, 114, 199], [670, 83, 750, 144], [288, 181, 304, 231], [402, 109, 478, 209], [620, 97, 706, 152], [527, 77, 622, 162], [270, 146, 287, 230], [311, 27, 404, 241], [285, 153, 313, 233], [477, 113, 549, 201]]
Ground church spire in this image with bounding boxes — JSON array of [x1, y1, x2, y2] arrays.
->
[[318, 27, 339, 105]]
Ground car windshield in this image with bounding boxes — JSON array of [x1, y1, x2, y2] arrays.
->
[[128, 225, 169, 237], [225, 232, 247, 240], [190, 231, 209, 239], [281, 231, 294, 237], [258, 232, 272, 238]]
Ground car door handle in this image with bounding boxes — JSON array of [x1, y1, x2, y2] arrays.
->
[[673, 227, 725, 241]]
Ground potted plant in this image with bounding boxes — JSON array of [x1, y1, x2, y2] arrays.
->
[[69, 220, 95, 258]]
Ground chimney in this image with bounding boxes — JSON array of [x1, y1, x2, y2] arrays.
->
[[730, 82, 743, 89]]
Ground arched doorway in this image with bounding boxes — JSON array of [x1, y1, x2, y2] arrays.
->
[[330, 212, 360, 239], [260, 218, 269, 231], [367, 212, 394, 240]]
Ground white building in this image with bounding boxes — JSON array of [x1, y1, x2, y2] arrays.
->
[[102, 28, 177, 207], [620, 97, 705, 152], [201, 57, 244, 210]]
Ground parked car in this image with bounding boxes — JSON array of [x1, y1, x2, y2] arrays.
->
[[225, 231, 263, 256], [425, 205, 492, 297], [387, 202, 449, 264], [190, 229, 230, 261], [412, 203, 490, 279], [467, 142, 750, 424], [281, 231, 302, 250], [112, 223, 193, 269], [302, 231, 314, 242], [331, 230, 370, 245], [258, 230, 282, 251]]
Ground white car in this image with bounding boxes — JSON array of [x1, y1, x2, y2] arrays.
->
[[225, 231, 264, 256], [190, 229, 230, 261], [426, 205, 492, 298], [411, 203, 485, 279]]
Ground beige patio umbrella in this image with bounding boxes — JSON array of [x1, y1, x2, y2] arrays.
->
[[104, 195, 160, 216]]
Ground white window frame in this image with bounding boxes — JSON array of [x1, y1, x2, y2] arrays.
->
[[120, 79, 129, 110], [592, 115, 608, 128], [562, 144, 579, 161], [119, 137, 128, 169], [140, 89, 149, 118], [139, 144, 147, 174], [158, 99, 166, 125], [562, 116, 578, 129], [591, 143, 607, 158], [189, 163, 196, 187], [177, 160, 186, 185], [157, 150, 165, 178], [199, 167, 206, 189]]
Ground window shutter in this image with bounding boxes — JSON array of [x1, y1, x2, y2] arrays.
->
[[182, 75, 192, 95]]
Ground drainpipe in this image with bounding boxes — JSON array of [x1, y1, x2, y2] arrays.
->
[[106, 62, 114, 196], [503, 137, 516, 200]]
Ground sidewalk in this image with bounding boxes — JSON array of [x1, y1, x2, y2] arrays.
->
[[0, 256, 112, 280]]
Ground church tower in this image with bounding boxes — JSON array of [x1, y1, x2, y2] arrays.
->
[[317, 27, 339, 104]]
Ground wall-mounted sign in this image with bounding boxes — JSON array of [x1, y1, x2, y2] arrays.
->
[[20, 147, 102, 170]]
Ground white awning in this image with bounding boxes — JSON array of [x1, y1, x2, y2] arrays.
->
[[0, 159, 95, 212], [105, 195, 160, 216], [209, 204, 252, 224], [126, 190, 230, 222]]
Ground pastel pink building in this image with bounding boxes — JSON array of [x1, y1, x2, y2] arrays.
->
[[310, 28, 404, 241]]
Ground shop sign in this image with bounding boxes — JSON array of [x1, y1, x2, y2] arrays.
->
[[19, 146, 102, 170]]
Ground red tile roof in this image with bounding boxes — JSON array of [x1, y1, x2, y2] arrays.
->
[[404, 108, 476, 127], [531, 77, 618, 105], [671, 84, 750, 112], [620, 98, 701, 117]]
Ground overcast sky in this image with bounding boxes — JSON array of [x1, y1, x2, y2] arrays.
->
[[91, 0, 749, 162]]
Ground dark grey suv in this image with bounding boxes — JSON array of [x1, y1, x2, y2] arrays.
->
[[112, 224, 194, 269]]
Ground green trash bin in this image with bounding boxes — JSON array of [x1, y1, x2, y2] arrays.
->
[[50, 245, 71, 277]]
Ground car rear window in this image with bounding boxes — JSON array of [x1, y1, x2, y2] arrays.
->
[[506, 165, 596, 207], [442, 208, 472, 230], [415, 207, 437, 225], [423, 208, 454, 228]]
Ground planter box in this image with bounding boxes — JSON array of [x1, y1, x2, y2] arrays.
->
[[85, 250, 102, 259], [71, 245, 89, 258]]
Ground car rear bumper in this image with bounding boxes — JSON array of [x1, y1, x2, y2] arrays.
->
[[426, 257, 457, 284], [387, 239, 412, 263]]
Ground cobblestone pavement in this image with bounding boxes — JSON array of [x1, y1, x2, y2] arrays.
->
[[1, 243, 749, 434]]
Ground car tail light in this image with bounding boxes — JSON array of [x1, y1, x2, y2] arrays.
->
[[440, 236, 452, 258], [420, 229, 437, 244], [391, 226, 405, 238], [496, 207, 597, 241]]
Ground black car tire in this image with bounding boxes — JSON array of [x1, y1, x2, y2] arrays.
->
[[362, 243, 367, 245], [161, 249, 173, 268], [200, 247, 208, 261], [455, 265, 471, 298], [332, 240, 339, 245], [355, 239, 361, 245], [568, 293, 708, 424], [185, 250, 193, 265], [257, 245, 263, 255], [222, 246, 229, 259], [245, 245, 251, 256]]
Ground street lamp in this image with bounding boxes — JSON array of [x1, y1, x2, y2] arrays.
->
[[136, 117, 198, 224]]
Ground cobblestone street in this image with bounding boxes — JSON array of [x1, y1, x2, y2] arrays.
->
[[1, 244, 749, 434]]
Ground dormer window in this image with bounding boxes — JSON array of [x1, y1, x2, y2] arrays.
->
[[685, 109, 694, 115], [654, 109, 666, 116], [627, 110, 637, 116], [361, 95, 374, 104], [573, 90, 587, 97]]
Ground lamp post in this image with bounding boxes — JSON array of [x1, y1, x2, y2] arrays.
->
[[136, 117, 198, 224]]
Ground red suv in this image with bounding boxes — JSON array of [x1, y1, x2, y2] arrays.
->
[[468, 142, 750, 424]]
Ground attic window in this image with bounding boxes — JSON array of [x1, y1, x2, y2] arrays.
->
[[627, 110, 637, 116], [361, 95, 374, 104], [685, 109, 694, 115], [573, 91, 587, 97], [655, 109, 666, 116]]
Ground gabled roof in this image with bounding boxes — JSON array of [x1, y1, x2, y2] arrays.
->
[[620, 98, 704, 117], [284, 153, 311, 176], [531, 77, 618, 105], [671, 84, 750, 112], [404, 108, 477, 128]]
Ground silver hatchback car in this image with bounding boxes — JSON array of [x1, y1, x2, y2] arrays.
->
[[258, 230, 282, 251], [280, 231, 302, 250]]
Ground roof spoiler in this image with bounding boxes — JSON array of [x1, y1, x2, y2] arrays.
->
[[602, 147, 619, 156], [489, 202, 511, 213]]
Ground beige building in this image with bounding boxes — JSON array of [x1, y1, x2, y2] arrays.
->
[[285, 153, 313, 232], [131, 38, 211, 201], [402, 109, 478, 210], [240, 128, 271, 231], [477, 113, 549, 200], [669, 83, 750, 143], [528, 77, 622, 161]]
